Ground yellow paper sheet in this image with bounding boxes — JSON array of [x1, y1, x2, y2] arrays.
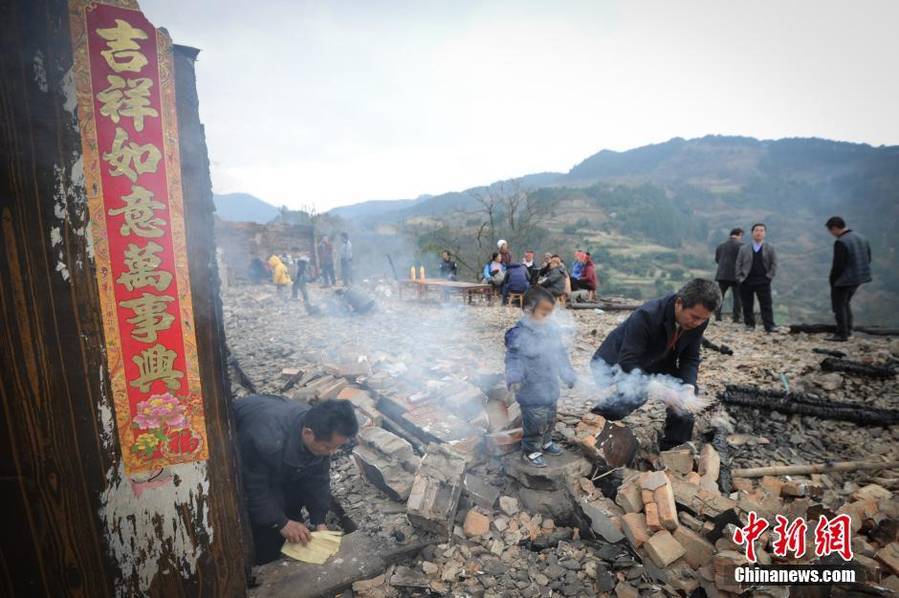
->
[[281, 530, 344, 564]]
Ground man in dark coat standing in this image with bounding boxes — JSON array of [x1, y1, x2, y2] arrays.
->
[[825, 216, 872, 342], [234, 395, 358, 564], [735, 223, 778, 332], [714, 228, 743, 322], [590, 279, 721, 450]]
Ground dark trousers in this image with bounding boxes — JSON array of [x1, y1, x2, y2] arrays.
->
[[340, 258, 353, 286], [571, 278, 591, 292], [250, 479, 323, 565], [831, 284, 859, 338], [320, 262, 336, 285], [520, 402, 557, 454], [716, 280, 742, 321], [291, 274, 309, 304], [740, 282, 775, 330]]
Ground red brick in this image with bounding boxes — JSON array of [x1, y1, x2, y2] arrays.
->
[[643, 530, 686, 568]]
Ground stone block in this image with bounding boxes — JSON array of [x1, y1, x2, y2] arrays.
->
[[503, 450, 591, 491], [621, 512, 650, 549], [614, 582, 639, 598], [280, 367, 302, 380], [673, 526, 716, 569], [615, 481, 643, 513], [644, 501, 661, 531], [499, 496, 519, 516], [644, 530, 686, 568], [337, 386, 382, 424], [462, 509, 490, 537], [654, 481, 679, 531], [640, 470, 669, 491], [760, 476, 783, 496], [853, 483, 892, 502], [699, 444, 720, 486], [406, 444, 467, 537], [875, 543, 899, 576], [660, 446, 694, 475]]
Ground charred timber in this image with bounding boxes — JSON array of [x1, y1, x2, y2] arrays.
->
[[719, 384, 899, 426], [821, 357, 896, 379], [813, 347, 847, 358], [710, 423, 732, 494], [701, 337, 734, 355], [789, 324, 899, 337]]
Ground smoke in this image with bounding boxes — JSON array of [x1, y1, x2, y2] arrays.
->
[[586, 359, 712, 420]]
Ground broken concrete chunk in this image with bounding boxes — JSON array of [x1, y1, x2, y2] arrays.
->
[[498, 496, 519, 516], [643, 530, 686, 568], [852, 483, 892, 502], [660, 445, 694, 475], [640, 470, 669, 491], [503, 450, 591, 491], [462, 473, 500, 510], [352, 427, 418, 502], [406, 443, 467, 537], [580, 497, 625, 543], [280, 367, 302, 380]]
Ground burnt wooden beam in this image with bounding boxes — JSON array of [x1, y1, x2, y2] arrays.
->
[[820, 357, 896, 379], [789, 323, 899, 337], [719, 384, 899, 426]]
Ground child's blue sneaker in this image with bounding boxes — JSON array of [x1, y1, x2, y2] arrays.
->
[[542, 441, 563, 455], [522, 451, 547, 468]]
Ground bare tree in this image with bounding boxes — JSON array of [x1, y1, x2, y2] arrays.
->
[[468, 178, 547, 253]]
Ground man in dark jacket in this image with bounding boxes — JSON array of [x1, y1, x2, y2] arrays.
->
[[714, 228, 743, 322], [825, 217, 872, 342], [735, 223, 778, 332], [590, 279, 721, 450], [438, 250, 458, 281], [234, 395, 358, 564], [538, 255, 568, 298]]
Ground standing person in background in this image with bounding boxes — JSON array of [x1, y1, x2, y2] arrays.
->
[[825, 217, 872, 342], [570, 251, 585, 283], [735, 223, 778, 332], [498, 239, 513, 266], [318, 236, 336, 287], [339, 232, 353, 287], [439, 250, 458, 281], [268, 255, 291, 296], [714, 228, 744, 322], [291, 249, 313, 311], [522, 250, 539, 284]]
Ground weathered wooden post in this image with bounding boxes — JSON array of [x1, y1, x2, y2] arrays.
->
[[1, 0, 248, 595]]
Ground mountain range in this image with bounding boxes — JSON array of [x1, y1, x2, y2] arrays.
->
[[213, 135, 899, 324]]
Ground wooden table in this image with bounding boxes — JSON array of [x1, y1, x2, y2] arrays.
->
[[398, 279, 495, 304]]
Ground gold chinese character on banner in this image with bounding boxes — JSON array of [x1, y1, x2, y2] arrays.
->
[[97, 75, 158, 131], [103, 127, 161, 181], [108, 185, 166, 238], [120, 292, 175, 343], [96, 19, 149, 73], [130, 344, 184, 392], [117, 242, 173, 291]]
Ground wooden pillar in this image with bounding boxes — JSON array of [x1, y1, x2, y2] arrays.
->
[[0, 1, 248, 595]]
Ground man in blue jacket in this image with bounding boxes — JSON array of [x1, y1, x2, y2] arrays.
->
[[234, 395, 358, 564], [590, 279, 721, 449]]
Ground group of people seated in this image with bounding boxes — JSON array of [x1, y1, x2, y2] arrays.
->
[[460, 240, 598, 305]]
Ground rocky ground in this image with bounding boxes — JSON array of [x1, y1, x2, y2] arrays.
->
[[226, 281, 899, 597]]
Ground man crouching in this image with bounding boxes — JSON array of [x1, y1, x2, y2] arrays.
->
[[590, 279, 721, 450], [505, 287, 577, 468], [234, 395, 358, 564]]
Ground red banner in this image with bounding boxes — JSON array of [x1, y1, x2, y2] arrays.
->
[[70, 0, 208, 473]]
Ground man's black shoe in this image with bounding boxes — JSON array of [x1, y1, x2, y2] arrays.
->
[[824, 334, 848, 342]]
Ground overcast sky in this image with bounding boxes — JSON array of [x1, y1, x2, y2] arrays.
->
[[141, 0, 899, 212]]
